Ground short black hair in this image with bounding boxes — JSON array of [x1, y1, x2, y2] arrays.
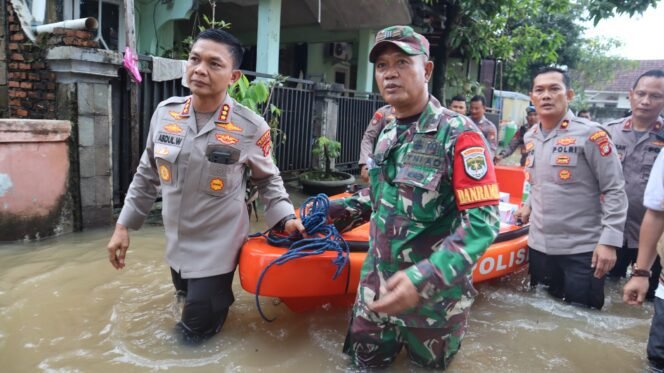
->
[[470, 95, 486, 106], [194, 29, 244, 69], [531, 66, 570, 91], [450, 95, 466, 103], [577, 109, 589, 115], [633, 69, 664, 89]]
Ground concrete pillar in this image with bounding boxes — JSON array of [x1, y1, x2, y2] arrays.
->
[[46, 46, 122, 229], [356, 29, 374, 93], [311, 82, 343, 170], [256, 0, 281, 75]]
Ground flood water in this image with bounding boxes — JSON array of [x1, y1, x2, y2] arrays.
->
[[0, 222, 656, 372]]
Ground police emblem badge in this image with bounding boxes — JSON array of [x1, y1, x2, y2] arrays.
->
[[461, 146, 488, 180]]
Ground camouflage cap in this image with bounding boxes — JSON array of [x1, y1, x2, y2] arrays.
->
[[369, 25, 430, 63]]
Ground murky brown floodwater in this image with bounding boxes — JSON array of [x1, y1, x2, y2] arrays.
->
[[0, 218, 656, 372]]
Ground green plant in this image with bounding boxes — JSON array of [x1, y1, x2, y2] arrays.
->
[[311, 136, 342, 176], [229, 75, 286, 159]]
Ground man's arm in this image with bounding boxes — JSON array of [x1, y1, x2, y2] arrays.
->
[[498, 126, 523, 160], [586, 129, 628, 278], [624, 148, 664, 304], [328, 188, 372, 233], [359, 111, 385, 182], [108, 109, 162, 269], [247, 121, 299, 231]]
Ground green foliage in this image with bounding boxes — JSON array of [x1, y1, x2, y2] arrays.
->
[[583, 0, 659, 25], [570, 37, 638, 110], [420, 0, 660, 98], [311, 136, 342, 175]]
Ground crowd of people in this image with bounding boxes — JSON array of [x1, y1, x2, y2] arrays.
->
[[106, 25, 664, 370]]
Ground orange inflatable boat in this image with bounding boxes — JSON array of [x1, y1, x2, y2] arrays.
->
[[239, 166, 529, 312]]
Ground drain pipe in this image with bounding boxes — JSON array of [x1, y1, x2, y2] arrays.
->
[[32, 17, 98, 34]]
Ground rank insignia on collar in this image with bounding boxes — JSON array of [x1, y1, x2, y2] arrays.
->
[[163, 123, 183, 134], [371, 111, 383, 126], [217, 104, 231, 123], [215, 133, 240, 145], [623, 119, 633, 130], [210, 178, 224, 191], [180, 97, 192, 117], [461, 146, 488, 180], [215, 121, 243, 132], [560, 120, 569, 129]]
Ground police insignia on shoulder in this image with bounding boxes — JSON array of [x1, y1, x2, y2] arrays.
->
[[461, 146, 488, 180]]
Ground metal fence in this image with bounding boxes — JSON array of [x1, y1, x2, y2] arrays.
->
[[336, 91, 386, 171]]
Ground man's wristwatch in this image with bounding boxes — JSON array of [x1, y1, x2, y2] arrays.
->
[[275, 214, 296, 231], [631, 265, 651, 278]]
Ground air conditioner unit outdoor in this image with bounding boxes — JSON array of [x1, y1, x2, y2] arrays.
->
[[329, 42, 352, 61]]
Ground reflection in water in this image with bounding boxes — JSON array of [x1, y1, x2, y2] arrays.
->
[[0, 226, 653, 372]]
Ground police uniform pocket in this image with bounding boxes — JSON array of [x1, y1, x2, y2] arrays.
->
[[200, 162, 243, 198], [154, 145, 181, 186], [550, 152, 580, 184]]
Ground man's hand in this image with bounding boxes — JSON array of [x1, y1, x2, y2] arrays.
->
[[107, 224, 130, 270], [623, 276, 649, 305], [284, 218, 305, 236], [360, 165, 369, 183], [368, 271, 420, 315], [591, 244, 616, 278], [494, 155, 503, 164], [514, 204, 531, 225]]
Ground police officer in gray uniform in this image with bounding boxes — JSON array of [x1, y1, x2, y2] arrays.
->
[[106, 29, 304, 342], [515, 67, 627, 309], [606, 69, 664, 299], [469, 95, 498, 157]]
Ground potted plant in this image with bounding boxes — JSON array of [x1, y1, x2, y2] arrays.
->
[[299, 136, 355, 195]]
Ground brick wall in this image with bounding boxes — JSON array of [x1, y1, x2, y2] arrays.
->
[[5, 2, 98, 119]]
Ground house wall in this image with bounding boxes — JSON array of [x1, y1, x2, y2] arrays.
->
[[5, 2, 99, 120], [0, 119, 73, 241]]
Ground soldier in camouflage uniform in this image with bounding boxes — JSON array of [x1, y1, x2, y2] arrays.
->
[[327, 25, 500, 369]]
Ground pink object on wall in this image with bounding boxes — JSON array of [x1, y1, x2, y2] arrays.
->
[[123, 47, 142, 83]]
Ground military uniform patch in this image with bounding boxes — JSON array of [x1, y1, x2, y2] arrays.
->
[[598, 139, 612, 156], [159, 164, 171, 182], [163, 123, 183, 134], [256, 130, 272, 157], [559, 169, 571, 180], [589, 130, 608, 143], [556, 137, 576, 146], [556, 155, 571, 165], [157, 133, 184, 147], [215, 122, 243, 132], [215, 133, 240, 145], [461, 146, 488, 180], [209, 178, 224, 191], [155, 146, 169, 156], [168, 111, 185, 120]]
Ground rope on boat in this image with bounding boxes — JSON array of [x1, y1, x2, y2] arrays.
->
[[249, 194, 351, 322]]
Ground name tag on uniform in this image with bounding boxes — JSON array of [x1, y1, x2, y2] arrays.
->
[[157, 132, 184, 147]]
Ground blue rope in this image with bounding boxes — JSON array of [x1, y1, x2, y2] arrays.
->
[[249, 193, 350, 322]]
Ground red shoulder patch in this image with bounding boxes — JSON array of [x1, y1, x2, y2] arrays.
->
[[453, 132, 499, 211], [256, 130, 272, 157]]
